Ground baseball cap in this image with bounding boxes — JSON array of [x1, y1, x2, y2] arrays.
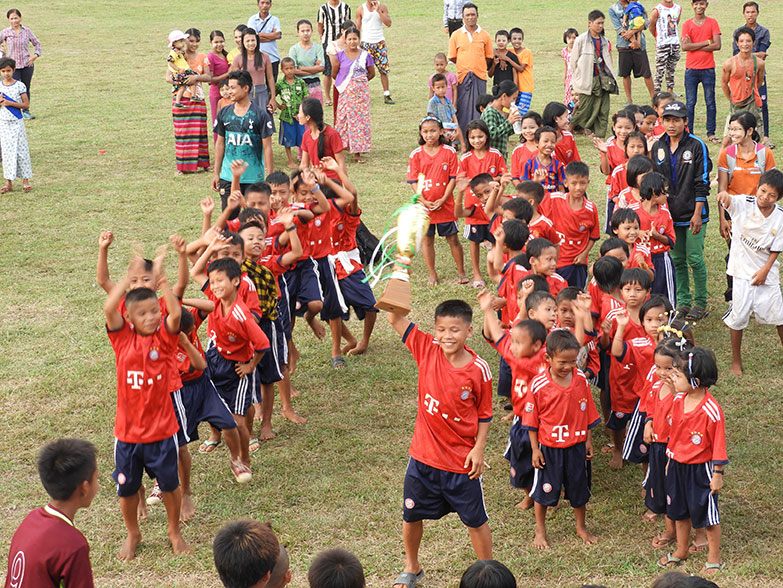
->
[[168, 30, 188, 47], [661, 101, 687, 119]]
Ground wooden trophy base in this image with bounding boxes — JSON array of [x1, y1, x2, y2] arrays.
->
[[375, 278, 412, 315]]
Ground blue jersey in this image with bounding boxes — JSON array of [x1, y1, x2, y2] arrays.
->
[[215, 102, 274, 183], [523, 156, 565, 195]]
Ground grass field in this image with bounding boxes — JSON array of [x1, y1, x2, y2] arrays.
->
[[2, 0, 783, 586]]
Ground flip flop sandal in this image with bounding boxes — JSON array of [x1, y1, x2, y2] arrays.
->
[[426, 279, 439, 287], [472, 280, 485, 288], [685, 307, 709, 321], [707, 136, 721, 144], [658, 553, 686, 568], [393, 569, 424, 588], [456, 275, 470, 285], [652, 534, 676, 548], [198, 440, 222, 454], [701, 562, 725, 574], [248, 438, 260, 453], [331, 356, 346, 369], [689, 541, 709, 553], [0, 186, 10, 194]]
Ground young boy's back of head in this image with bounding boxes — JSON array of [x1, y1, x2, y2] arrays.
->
[[502, 196, 534, 222], [640, 172, 669, 201], [459, 559, 516, 588], [213, 519, 280, 588], [593, 255, 624, 293], [502, 219, 530, 251], [307, 548, 365, 588], [266, 545, 292, 588], [38, 438, 98, 502]]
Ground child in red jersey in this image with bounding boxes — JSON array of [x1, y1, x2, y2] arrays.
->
[[539, 161, 600, 289], [523, 290, 558, 332], [511, 111, 542, 182], [385, 290, 493, 587], [631, 172, 677, 307], [639, 105, 658, 148], [459, 119, 507, 186], [608, 135, 649, 215], [5, 439, 98, 588], [190, 254, 270, 469], [522, 238, 567, 298], [613, 153, 653, 211], [480, 289, 547, 510], [407, 116, 466, 285], [523, 126, 565, 196], [542, 101, 580, 164], [651, 91, 675, 138], [522, 329, 601, 549], [455, 173, 511, 288], [660, 347, 727, 575], [594, 110, 635, 183], [104, 255, 189, 561], [611, 208, 654, 281], [488, 219, 529, 328]]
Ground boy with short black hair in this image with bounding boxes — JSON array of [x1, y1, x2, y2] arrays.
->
[[5, 439, 99, 588], [523, 126, 565, 195], [540, 161, 600, 288], [610, 207, 654, 281], [213, 519, 280, 588], [308, 548, 366, 588], [523, 237, 567, 297], [516, 180, 558, 244], [522, 329, 601, 549], [385, 277, 493, 588]]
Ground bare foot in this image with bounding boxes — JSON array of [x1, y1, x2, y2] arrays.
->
[[532, 529, 550, 550], [341, 338, 358, 355], [259, 425, 276, 440], [347, 341, 368, 356], [600, 443, 614, 454], [169, 531, 191, 556], [181, 494, 195, 522], [642, 510, 658, 523], [609, 451, 624, 470], [288, 347, 300, 375], [253, 402, 263, 421], [515, 495, 534, 509], [729, 363, 743, 377], [117, 532, 142, 562], [308, 318, 326, 339], [282, 407, 308, 424], [290, 385, 302, 398], [576, 527, 598, 545]]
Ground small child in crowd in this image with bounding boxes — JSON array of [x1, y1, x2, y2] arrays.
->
[[168, 30, 203, 107], [523, 126, 565, 195], [428, 73, 464, 147], [429, 52, 458, 104], [509, 27, 533, 116], [276, 57, 309, 169]]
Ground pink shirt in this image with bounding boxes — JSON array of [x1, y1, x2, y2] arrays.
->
[[208, 52, 230, 98]]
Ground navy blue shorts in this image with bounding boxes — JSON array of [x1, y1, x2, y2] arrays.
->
[[464, 223, 494, 244], [651, 252, 677, 308], [644, 442, 668, 514], [339, 270, 378, 320], [666, 459, 720, 529], [173, 375, 237, 446], [277, 274, 292, 340], [288, 258, 324, 317], [279, 119, 305, 148], [255, 318, 286, 386], [606, 409, 633, 431], [315, 255, 348, 321], [557, 264, 588, 289], [113, 435, 179, 497], [206, 345, 254, 416], [621, 401, 649, 463], [403, 458, 488, 528], [530, 443, 591, 508], [497, 356, 512, 398], [504, 418, 534, 489], [426, 221, 458, 237]]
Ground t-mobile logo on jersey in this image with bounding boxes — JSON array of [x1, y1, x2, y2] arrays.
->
[[423, 393, 440, 415], [126, 370, 145, 390], [551, 425, 570, 443]]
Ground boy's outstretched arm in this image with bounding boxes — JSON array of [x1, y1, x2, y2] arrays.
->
[[179, 332, 207, 371], [170, 235, 189, 298], [97, 231, 115, 294], [200, 197, 215, 236], [478, 289, 504, 343], [153, 246, 182, 334], [182, 298, 215, 313], [104, 274, 129, 331], [316, 164, 355, 210], [278, 212, 303, 267], [488, 224, 506, 283], [191, 234, 227, 288], [484, 173, 511, 217], [454, 176, 469, 219], [610, 310, 629, 358]]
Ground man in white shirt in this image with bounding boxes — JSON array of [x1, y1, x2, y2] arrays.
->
[[357, 0, 394, 104]]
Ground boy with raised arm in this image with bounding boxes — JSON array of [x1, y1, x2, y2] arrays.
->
[[384, 261, 493, 588], [104, 250, 189, 561]]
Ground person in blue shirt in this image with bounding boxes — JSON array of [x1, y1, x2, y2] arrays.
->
[[248, 0, 282, 80]]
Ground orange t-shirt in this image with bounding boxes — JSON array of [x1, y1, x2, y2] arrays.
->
[[512, 47, 533, 93], [448, 26, 494, 83], [728, 55, 762, 107], [718, 144, 776, 196]]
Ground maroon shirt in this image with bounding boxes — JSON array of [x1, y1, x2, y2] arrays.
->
[[5, 506, 94, 588]]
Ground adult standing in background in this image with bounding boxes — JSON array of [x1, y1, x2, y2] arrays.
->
[[609, 0, 654, 104], [248, 0, 282, 81], [318, 0, 351, 107], [448, 2, 493, 138], [356, 0, 394, 104], [570, 10, 618, 138], [732, 1, 771, 148], [0, 9, 40, 119], [443, 0, 467, 36], [649, 0, 682, 93]]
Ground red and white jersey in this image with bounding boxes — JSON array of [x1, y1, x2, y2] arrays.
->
[[203, 285, 270, 362], [331, 208, 364, 279], [629, 202, 676, 254], [266, 205, 309, 264], [629, 241, 654, 275], [616, 186, 640, 209], [511, 142, 537, 180], [587, 277, 603, 318], [498, 259, 526, 326], [527, 214, 559, 245], [108, 318, 180, 443], [407, 144, 459, 224], [603, 137, 627, 184], [308, 200, 338, 259], [666, 391, 728, 465], [459, 148, 506, 181], [607, 316, 649, 413], [4, 506, 94, 588], [609, 162, 628, 202], [652, 119, 665, 138], [641, 370, 676, 443], [177, 308, 206, 382], [539, 192, 600, 268], [521, 368, 600, 448], [620, 332, 656, 392], [463, 190, 491, 225], [225, 218, 241, 232], [555, 130, 580, 165], [403, 324, 493, 473], [238, 273, 262, 319], [517, 268, 567, 298], [492, 334, 548, 416]]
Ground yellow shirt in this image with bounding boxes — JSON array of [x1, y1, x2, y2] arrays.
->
[[513, 47, 533, 93], [227, 48, 241, 64], [168, 49, 189, 72], [448, 25, 493, 83]]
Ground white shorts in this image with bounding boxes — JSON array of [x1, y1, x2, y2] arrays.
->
[[723, 277, 783, 330]]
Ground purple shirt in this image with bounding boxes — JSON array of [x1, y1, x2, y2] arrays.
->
[[0, 26, 41, 68], [334, 49, 373, 89], [208, 52, 230, 99]]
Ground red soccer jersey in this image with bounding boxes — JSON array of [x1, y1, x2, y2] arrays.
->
[[629, 202, 676, 254], [266, 207, 309, 264], [331, 208, 364, 279], [4, 506, 94, 588], [177, 308, 206, 382], [407, 145, 459, 224], [587, 277, 603, 318], [539, 192, 600, 268], [226, 218, 241, 232], [527, 214, 558, 245], [603, 137, 627, 184], [403, 324, 493, 473], [511, 142, 537, 180], [459, 148, 506, 181], [609, 163, 628, 202], [108, 318, 180, 443], [498, 259, 525, 326], [308, 201, 337, 259], [652, 119, 665, 138], [555, 130, 580, 164], [492, 334, 548, 416], [523, 156, 565, 195], [666, 391, 728, 465], [518, 268, 567, 298], [616, 186, 640, 208], [301, 125, 344, 179], [643, 375, 676, 444], [521, 368, 600, 448], [629, 241, 654, 276], [464, 191, 491, 225], [609, 323, 651, 413], [203, 284, 270, 362]]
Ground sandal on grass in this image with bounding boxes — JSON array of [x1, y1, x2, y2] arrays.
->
[[652, 534, 675, 548], [685, 306, 709, 321], [393, 569, 423, 588], [0, 185, 10, 194], [707, 136, 721, 144], [248, 438, 260, 453], [689, 541, 709, 553], [472, 280, 485, 288], [658, 553, 686, 568], [331, 356, 346, 369], [701, 562, 725, 574], [456, 275, 470, 285], [198, 440, 222, 454], [426, 278, 439, 287]]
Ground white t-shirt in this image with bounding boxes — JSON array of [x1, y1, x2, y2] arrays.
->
[[655, 2, 681, 47], [0, 79, 26, 121], [727, 194, 783, 285]]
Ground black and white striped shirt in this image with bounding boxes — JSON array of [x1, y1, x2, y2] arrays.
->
[[318, 1, 352, 44]]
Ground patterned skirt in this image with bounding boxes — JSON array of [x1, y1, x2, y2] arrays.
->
[[335, 76, 371, 154], [0, 118, 31, 180], [172, 96, 210, 172]]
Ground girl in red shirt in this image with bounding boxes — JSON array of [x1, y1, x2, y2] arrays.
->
[[543, 101, 580, 164], [511, 111, 541, 181]]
